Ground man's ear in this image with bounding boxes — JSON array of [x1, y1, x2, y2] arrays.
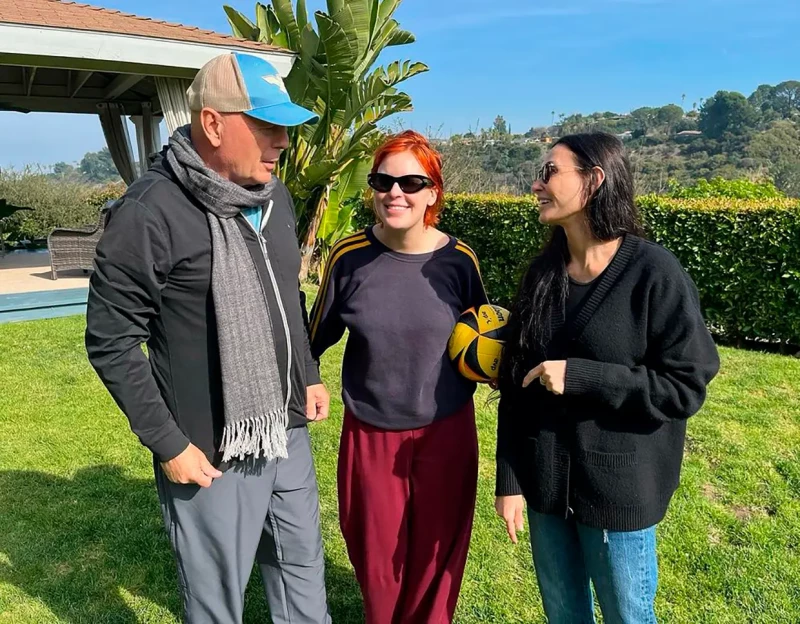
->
[[199, 108, 224, 148]]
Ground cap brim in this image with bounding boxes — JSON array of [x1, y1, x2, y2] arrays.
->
[[245, 101, 318, 126]]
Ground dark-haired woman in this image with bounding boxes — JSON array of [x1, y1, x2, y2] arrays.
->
[[494, 133, 719, 623]]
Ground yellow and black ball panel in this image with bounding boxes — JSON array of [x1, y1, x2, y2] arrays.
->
[[459, 307, 481, 332], [475, 304, 510, 341], [448, 304, 510, 383], [458, 334, 504, 383], [447, 309, 480, 360]]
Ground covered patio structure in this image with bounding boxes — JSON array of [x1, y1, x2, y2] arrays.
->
[[0, 0, 293, 322]]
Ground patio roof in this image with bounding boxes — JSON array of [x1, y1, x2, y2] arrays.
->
[[0, 1, 301, 311], [0, 0, 295, 115]]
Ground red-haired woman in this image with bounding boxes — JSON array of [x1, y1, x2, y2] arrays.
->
[[309, 130, 487, 623]]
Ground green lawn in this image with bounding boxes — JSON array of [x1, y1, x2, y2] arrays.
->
[[1, 287, 799, 623]]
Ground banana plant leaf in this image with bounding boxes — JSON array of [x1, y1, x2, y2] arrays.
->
[[224, 0, 427, 275], [0, 199, 33, 221]]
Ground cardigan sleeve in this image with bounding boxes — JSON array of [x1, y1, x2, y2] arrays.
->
[[564, 266, 720, 424], [495, 391, 524, 496]]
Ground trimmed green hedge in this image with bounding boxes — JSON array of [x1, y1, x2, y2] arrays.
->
[[357, 194, 800, 346], [5, 170, 797, 345], [640, 195, 800, 346]]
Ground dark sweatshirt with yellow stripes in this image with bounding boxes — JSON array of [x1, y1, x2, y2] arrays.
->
[[309, 226, 488, 430]]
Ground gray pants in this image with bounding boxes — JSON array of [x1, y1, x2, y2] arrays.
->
[[154, 427, 331, 624]]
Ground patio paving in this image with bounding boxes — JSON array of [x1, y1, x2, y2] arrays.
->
[[0, 251, 90, 323], [0, 250, 90, 295]]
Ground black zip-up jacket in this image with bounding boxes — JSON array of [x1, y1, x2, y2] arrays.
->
[[85, 156, 320, 468], [495, 235, 720, 531]]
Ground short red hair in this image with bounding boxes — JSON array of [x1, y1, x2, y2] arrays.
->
[[371, 130, 445, 227]]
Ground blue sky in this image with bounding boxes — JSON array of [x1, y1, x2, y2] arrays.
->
[[2, 0, 799, 169]]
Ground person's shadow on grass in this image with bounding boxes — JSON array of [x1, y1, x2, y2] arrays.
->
[[0, 465, 363, 623]]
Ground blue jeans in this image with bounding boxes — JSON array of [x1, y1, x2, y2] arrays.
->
[[529, 511, 658, 624]]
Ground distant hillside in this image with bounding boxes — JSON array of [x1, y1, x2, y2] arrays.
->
[[437, 81, 800, 197]]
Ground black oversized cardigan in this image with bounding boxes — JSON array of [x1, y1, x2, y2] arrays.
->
[[496, 235, 720, 531]]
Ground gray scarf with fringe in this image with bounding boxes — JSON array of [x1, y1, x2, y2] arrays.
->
[[166, 125, 289, 462]]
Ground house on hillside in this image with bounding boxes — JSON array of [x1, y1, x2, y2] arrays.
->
[[676, 130, 702, 138], [616, 131, 634, 141]]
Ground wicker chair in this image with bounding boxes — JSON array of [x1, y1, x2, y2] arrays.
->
[[47, 206, 111, 279]]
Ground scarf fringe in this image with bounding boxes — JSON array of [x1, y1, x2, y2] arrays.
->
[[219, 409, 289, 463]]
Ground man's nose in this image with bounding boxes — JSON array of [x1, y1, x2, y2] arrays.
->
[[275, 125, 290, 149]]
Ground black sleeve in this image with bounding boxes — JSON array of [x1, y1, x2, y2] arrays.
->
[[459, 244, 518, 495], [308, 255, 347, 359], [495, 392, 524, 496], [299, 285, 322, 386], [465, 252, 490, 310], [85, 198, 189, 461], [564, 266, 720, 424]]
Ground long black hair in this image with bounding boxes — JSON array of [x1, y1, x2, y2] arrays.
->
[[500, 132, 643, 387]]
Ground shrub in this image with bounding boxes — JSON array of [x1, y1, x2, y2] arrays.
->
[[639, 195, 800, 346], [666, 176, 785, 199], [436, 194, 547, 308], [0, 169, 124, 244], [356, 194, 800, 345]]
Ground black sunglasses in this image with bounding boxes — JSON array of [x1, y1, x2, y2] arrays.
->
[[535, 162, 586, 185], [367, 173, 434, 194]]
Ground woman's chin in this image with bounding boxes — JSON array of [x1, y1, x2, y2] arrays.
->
[[537, 206, 571, 227], [538, 210, 556, 225]]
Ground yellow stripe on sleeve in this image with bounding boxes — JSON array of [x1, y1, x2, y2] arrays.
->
[[455, 242, 481, 275]]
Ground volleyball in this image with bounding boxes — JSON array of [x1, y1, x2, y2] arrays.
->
[[447, 304, 510, 383]]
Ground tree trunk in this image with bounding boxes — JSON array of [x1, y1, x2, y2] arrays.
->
[[298, 190, 328, 283]]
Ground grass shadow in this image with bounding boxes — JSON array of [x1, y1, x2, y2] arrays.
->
[[0, 465, 178, 623], [0, 465, 365, 623]]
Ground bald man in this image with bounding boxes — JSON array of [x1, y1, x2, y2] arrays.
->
[[86, 53, 331, 624]]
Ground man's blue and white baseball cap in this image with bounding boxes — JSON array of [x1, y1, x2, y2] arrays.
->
[[187, 52, 318, 126]]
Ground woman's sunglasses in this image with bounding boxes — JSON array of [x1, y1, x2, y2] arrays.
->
[[535, 162, 586, 185], [367, 173, 434, 194]]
